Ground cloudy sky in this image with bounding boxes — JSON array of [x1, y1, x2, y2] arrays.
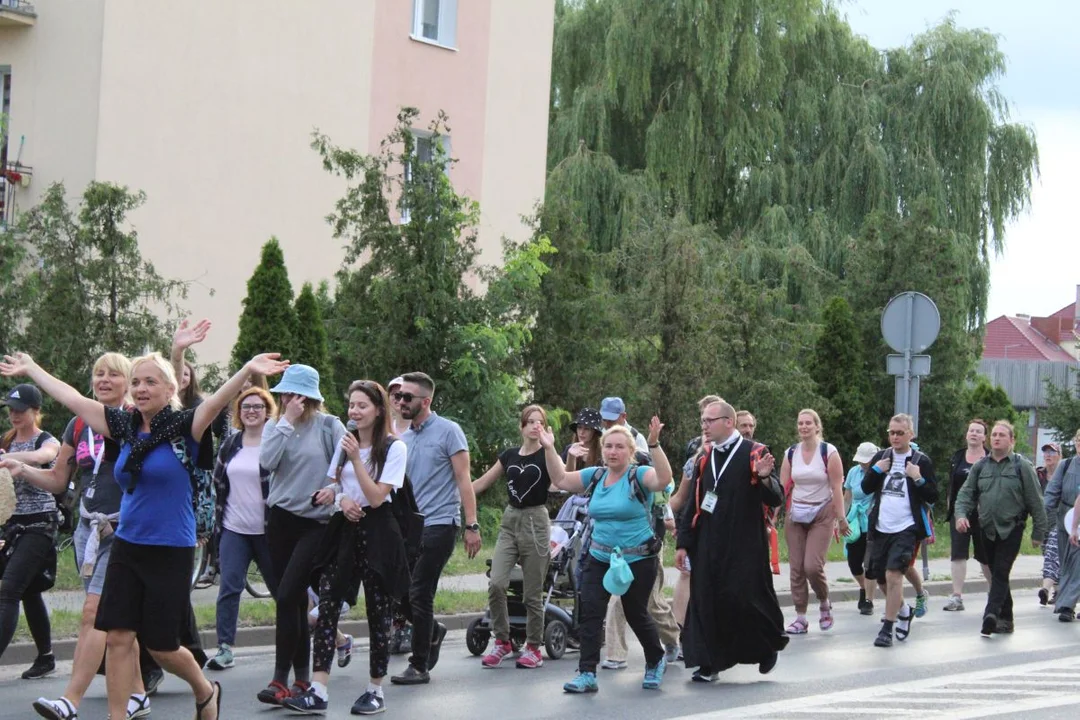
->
[[845, 0, 1079, 320]]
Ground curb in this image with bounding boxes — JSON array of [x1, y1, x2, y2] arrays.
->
[[0, 577, 1043, 666]]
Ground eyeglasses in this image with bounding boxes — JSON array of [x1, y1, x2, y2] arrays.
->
[[701, 416, 731, 426], [240, 403, 266, 412], [392, 392, 429, 403], [887, 430, 908, 437]]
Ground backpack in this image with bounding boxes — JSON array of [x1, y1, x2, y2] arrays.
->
[[784, 442, 831, 510], [386, 438, 425, 563], [585, 464, 666, 538], [169, 435, 216, 540]]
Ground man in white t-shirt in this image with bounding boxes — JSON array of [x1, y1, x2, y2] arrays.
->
[[861, 414, 938, 648]]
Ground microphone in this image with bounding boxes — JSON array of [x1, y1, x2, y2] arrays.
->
[[336, 419, 359, 472]]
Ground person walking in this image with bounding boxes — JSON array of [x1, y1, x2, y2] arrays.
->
[[0, 383, 60, 677], [844, 442, 879, 615], [473, 405, 552, 670], [1038, 441, 1064, 607], [954, 420, 1047, 637], [1043, 431, 1079, 620], [390, 372, 480, 686], [540, 421, 673, 694], [780, 409, 848, 635], [206, 386, 280, 671], [862, 414, 938, 648], [282, 380, 411, 715], [257, 365, 347, 707], [943, 419, 991, 612]]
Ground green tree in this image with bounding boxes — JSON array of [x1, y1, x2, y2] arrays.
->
[[809, 297, 875, 460], [1043, 379, 1080, 453], [232, 237, 297, 371], [16, 182, 189, 388], [313, 108, 553, 473], [964, 375, 1023, 430], [293, 281, 338, 414]]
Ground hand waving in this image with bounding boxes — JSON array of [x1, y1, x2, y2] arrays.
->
[[539, 426, 556, 450], [246, 353, 289, 378], [0, 352, 38, 379], [647, 415, 664, 445], [173, 318, 211, 351]]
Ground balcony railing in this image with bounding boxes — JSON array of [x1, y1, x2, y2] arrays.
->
[[0, 0, 36, 28]]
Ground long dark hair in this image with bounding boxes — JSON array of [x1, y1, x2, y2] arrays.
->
[[179, 361, 202, 409], [347, 380, 394, 481]]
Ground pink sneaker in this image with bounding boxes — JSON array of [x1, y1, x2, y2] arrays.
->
[[516, 643, 544, 669], [482, 639, 514, 668]]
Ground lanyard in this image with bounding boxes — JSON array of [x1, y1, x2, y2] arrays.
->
[[708, 435, 743, 488], [86, 425, 105, 477]]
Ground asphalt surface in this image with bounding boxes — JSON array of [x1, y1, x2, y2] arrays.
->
[[4, 589, 1080, 719]]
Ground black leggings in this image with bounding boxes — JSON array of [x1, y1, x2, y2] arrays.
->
[[268, 506, 326, 683], [0, 529, 54, 658], [847, 534, 868, 578]]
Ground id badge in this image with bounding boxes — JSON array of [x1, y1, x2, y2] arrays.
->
[[701, 491, 718, 514], [85, 474, 98, 500]]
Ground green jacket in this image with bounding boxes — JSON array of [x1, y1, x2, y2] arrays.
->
[[954, 453, 1048, 543]]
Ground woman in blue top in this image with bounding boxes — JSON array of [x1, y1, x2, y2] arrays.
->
[[843, 442, 879, 615], [540, 420, 672, 695], [0, 322, 287, 720]]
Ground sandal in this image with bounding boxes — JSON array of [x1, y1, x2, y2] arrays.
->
[[786, 617, 809, 635], [820, 603, 834, 631], [195, 681, 222, 720]]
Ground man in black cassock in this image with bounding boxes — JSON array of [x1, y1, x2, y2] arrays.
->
[[675, 400, 789, 682]]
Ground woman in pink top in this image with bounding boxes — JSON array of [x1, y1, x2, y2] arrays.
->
[[780, 409, 848, 634]]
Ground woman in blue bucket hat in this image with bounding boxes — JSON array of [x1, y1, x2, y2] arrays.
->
[[539, 420, 673, 694], [255, 365, 349, 707]]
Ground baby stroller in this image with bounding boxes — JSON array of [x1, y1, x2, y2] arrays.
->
[[466, 498, 590, 660]]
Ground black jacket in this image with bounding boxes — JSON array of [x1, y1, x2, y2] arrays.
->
[[861, 448, 939, 540]]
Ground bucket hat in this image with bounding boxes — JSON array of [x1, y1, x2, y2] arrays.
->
[[269, 365, 323, 402], [569, 407, 603, 434], [603, 548, 633, 596]]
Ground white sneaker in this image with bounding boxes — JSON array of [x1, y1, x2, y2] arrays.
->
[[943, 594, 965, 611], [600, 658, 627, 670]]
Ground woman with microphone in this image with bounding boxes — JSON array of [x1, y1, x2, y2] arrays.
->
[[282, 380, 409, 716]]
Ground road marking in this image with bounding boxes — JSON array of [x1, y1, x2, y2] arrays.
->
[[671, 655, 1080, 718]]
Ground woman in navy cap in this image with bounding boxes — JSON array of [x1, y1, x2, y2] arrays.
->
[[0, 382, 60, 677]]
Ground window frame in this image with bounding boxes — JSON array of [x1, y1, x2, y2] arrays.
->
[[410, 0, 458, 51], [400, 129, 451, 225]]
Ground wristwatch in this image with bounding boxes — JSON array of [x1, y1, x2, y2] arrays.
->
[[465, 522, 481, 533]]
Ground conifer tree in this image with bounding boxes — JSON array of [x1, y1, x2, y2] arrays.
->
[[293, 281, 337, 412], [232, 237, 296, 370]]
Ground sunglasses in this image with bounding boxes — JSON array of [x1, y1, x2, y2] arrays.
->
[[392, 392, 429, 403], [887, 430, 908, 437]]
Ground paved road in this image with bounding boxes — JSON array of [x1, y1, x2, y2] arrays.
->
[[4, 589, 1079, 719]]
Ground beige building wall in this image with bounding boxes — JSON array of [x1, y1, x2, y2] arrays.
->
[[1, 0, 106, 205], [478, 0, 555, 262], [93, 0, 378, 362]]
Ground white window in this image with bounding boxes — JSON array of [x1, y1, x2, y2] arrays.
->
[[401, 130, 451, 225], [411, 0, 457, 49]]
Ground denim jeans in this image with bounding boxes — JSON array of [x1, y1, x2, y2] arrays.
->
[[216, 528, 279, 646], [406, 524, 458, 671]]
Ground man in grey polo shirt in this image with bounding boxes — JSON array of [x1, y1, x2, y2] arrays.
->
[[390, 372, 479, 686]]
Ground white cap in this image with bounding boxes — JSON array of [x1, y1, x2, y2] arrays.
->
[[852, 442, 879, 463], [387, 376, 404, 390]]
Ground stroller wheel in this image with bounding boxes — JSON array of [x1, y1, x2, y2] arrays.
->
[[466, 617, 490, 656], [544, 619, 569, 660]]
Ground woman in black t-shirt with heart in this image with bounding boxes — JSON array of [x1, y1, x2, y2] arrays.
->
[[472, 405, 552, 670]]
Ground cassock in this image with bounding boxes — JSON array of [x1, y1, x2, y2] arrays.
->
[[676, 435, 789, 672]]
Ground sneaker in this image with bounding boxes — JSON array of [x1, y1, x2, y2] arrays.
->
[[337, 634, 354, 668], [914, 592, 928, 618], [142, 667, 164, 697], [426, 622, 448, 671], [126, 693, 151, 719], [207, 644, 234, 671], [516, 643, 544, 669], [31, 697, 77, 720], [981, 613, 997, 638], [22, 654, 56, 680], [642, 658, 666, 690], [390, 664, 430, 685], [1039, 588, 1050, 606], [281, 686, 328, 714], [563, 671, 599, 694], [351, 691, 385, 715], [1059, 607, 1075, 623], [599, 658, 627, 670], [996, 619, 1015, 634], [663, 644, 680, 663], [482, 638, 514, 668], [759, 651, 778, 675], [392, 624, 413, 655], [691, 667, 718, 682], [857, 599, 874, 616], [895, 605, 913, 642], [874, 626, 893, 648], [257, 681, 292, 706], [943, 594, 965, 611]]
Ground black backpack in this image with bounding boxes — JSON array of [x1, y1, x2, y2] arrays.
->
[[387, 439, 424, 563]]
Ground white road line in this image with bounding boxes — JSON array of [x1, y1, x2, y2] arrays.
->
[[672, 655, 1080, 719]]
